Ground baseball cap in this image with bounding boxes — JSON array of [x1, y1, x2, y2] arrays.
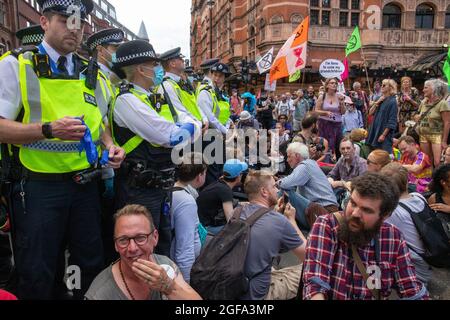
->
[[223, 159, 248, 179]]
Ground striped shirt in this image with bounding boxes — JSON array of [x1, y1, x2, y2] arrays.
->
[[279, 159, 338, 207], [303, 214, 429, 300]]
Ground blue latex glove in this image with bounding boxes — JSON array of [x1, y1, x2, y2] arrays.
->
[[170, 123, 195, 147], [77, 119, 98, 166], [100, 150, 109, 166]]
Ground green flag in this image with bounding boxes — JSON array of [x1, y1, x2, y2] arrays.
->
[[289, 70, 301, 83], [345, 26, 362, 57], [443, 46, 450, 83]]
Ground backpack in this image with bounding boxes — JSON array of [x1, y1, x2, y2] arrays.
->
[[190, 205, 271, 300], [398, 198, 450, 268], [355, 142, 372, 160]]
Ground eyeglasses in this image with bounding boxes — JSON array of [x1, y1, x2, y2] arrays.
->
[[114, 231, 155, 248]]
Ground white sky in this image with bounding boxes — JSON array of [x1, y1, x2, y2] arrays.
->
[[108, 0, 191, 58]]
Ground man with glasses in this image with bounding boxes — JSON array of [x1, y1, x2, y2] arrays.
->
[[85, 204, 201, 300], [110, 40, 200, 257]]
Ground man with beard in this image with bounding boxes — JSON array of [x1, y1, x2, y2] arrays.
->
[[238, 171, 306, 300], [302, 173, 429, 300]]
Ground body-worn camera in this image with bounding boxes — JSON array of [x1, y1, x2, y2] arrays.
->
[[73, 169, 102, 185]]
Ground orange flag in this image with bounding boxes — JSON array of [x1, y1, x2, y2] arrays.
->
[[270, 16, 309, 83]]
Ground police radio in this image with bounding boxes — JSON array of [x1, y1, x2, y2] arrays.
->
[[33, 53, 52, 78], [85, 50, 99, 90]]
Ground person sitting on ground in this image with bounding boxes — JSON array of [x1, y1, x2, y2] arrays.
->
[[236, 110, 260, 131], [397, 135, 432, 193], [274, 114, 293, 135], [302, 173, 429, 300], [279, 142, 338, 214], [381, 163, 432, 286], [197, 159, 247, 235], [170, 153, 207, 283], [328, 138, 368, 198], [239, 170, 306, 300], [366, 149, 392, 173], [85, 205, 202, 300], [349, 128, 370, 159], [428, 164, 450, 216]]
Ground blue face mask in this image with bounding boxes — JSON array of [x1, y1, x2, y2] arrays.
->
[[152, 65, 165, 86], [188, 76, 195, 83]]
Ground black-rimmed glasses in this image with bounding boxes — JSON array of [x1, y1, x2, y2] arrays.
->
[[114, 231, 155, 248]]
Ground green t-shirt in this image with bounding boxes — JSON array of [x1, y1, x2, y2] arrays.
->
[[418, 99, 450, 135]]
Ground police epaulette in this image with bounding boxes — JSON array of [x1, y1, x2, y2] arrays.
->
[[118, 81, 133, 95], [10, 45, 39, 58], [74, 52, 89, 64]]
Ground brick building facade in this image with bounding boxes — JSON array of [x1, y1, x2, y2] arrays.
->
[[190, 0, 450, 90]]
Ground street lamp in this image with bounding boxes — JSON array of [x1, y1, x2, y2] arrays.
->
[[207, 0, 215, 59]]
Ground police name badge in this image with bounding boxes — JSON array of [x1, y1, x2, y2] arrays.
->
[[84, 92, 98, 107]]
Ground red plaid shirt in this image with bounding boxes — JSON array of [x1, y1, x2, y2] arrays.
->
[[303, 213, 429, 300]]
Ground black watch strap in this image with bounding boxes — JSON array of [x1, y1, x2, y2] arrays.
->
[[42, 122, 54, 139]]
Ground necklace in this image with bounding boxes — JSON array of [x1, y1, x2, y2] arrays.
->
[[119, 260, 136, 300]]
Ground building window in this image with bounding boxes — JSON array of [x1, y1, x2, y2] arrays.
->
[[340, 0, 348, 9], [351, 12, 359, 26], [311, 10, 319, 25], [0, 1, 6, 27], [416, 4, 434, 29], [351, 0, 360, 10], [270, 15, 283, 37], [339, 12, 348, 27], [310, 0, 331, 26], [382, 4, 401, 29], [291, 14, 303, 29], [446, 6, 450, 29], [260, 19, 266, 41]]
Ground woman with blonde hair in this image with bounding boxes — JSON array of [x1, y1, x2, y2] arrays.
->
[[397, 76, 421, 134], [415, 79, 450, 168], [315, 77, 346, 158], [366, 79, 398, 153], [366, 149, 392, 172]]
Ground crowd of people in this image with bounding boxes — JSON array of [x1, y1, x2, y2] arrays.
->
[[0, 0, 449, 301]]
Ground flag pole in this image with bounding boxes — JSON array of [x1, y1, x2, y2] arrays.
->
[[359, 29, 373, 96]]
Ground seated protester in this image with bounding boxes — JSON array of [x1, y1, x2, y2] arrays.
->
[[240, 171, 306, 300], [237, 111, 260, 131], [171, 154, 207, 283], [274, 114, 293, 135], [279, 142, 338, 213], [342, 96, 364, 134], [293, 114, 332, 164], [349, 128, 370, 159], [303, 173, 429, 300], [328, 138, 368, 198], [85, 205, 201, 300], [398, 136, 432, 193], [366, 149, 392, 173], [381, 163, 432, 286], [275, 122, 291, 145], [197, 159, 247, 235], [428, 164, 450, 217]]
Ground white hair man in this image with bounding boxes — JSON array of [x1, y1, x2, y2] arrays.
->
[[279, 142, 338, 215]]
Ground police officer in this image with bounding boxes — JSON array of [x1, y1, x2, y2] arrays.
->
[[156, 47, 208, 131], [86, 28, 125, 86], [110, 40, 199, 256], [196, 61, 232, 135], [15, 25, 45, 46], [0, 0, 125, 299]]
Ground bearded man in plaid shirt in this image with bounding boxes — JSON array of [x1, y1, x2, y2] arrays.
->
[[302, 173, 429, 300]]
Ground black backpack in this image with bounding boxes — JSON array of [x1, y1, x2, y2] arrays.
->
[[398, 198, 450, 268], [190, 205, 271, 300]]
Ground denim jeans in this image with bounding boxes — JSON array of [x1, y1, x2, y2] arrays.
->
[[280, 189, 311, 230]]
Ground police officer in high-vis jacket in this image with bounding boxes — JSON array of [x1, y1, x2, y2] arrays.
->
[[0, 0, 125, 299], [86, 28, 125, 87], [196, 61, 232, 135], [110, 40, 199, 256], [155, 47, 208, 131], [16, 25, 45, 46]]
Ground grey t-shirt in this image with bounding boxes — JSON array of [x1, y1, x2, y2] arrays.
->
[[239, 204, 303, 300], [85, 254, 178, 300]]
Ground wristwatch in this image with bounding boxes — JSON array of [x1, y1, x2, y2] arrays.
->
[[42, 122, 54, 139]]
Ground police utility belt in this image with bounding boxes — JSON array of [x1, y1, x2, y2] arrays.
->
[[120, 160, 175, 190], [10, 165, 103, 185]]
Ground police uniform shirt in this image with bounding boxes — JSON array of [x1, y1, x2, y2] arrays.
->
[[113, 84, 200, 148], [156, 72, 205, 127], [196, 76, 228, 135], [0, 40, 111, 121]]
